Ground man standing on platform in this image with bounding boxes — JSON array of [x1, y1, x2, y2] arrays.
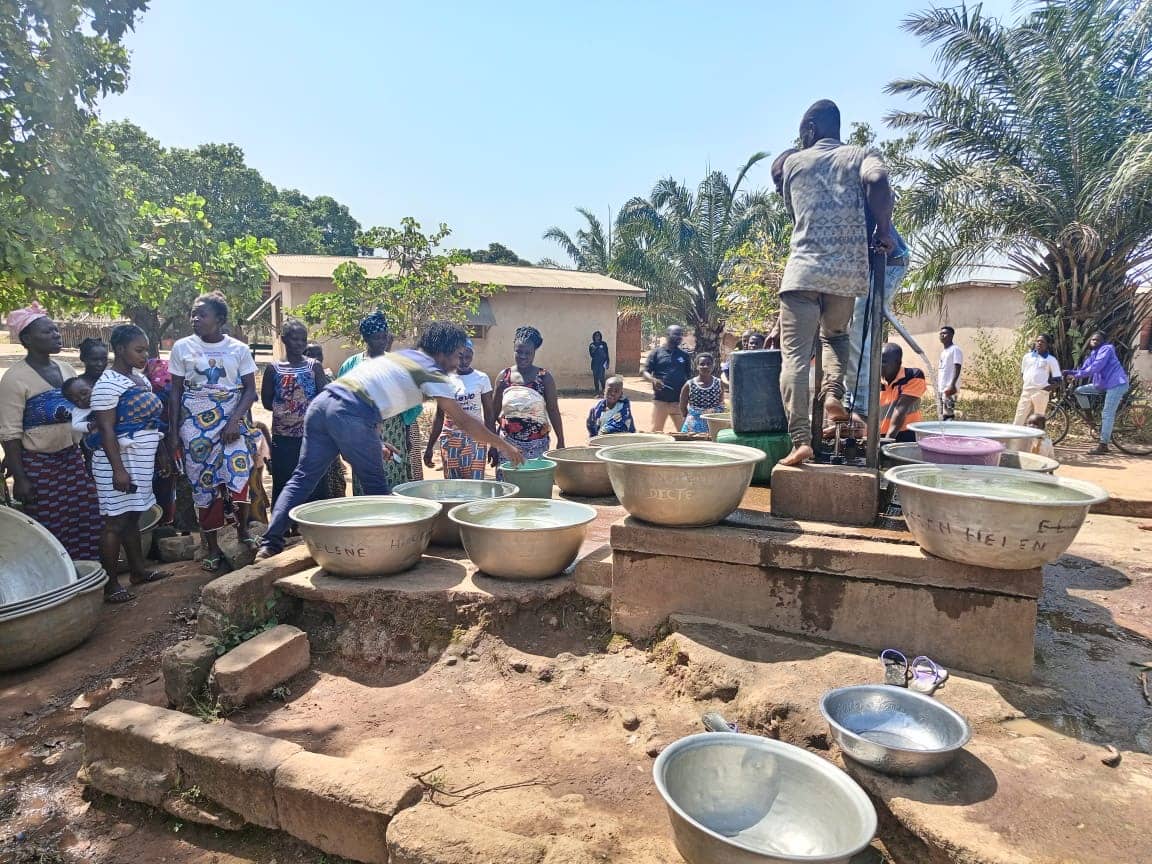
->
[[775, 99, 896, 466]]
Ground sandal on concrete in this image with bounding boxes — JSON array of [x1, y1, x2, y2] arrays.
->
[[881, 649, 910, 687], [909, 655, 950, 695], [201, 555, 226, 573]]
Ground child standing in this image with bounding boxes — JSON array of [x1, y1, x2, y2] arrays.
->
[[424, 341, 494, 479], [586, 376, 636, 438], [1025, 413, 1056, 460], [679, 354, 725, 434]]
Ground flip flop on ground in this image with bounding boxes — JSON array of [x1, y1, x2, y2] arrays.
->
[[104, 586, 135, 604]]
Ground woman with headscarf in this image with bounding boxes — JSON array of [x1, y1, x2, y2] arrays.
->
[[167, 292, 260, 573], [0, 304, 101, 560], [338, 311, 422, 491], [491, 326, 565, 465]]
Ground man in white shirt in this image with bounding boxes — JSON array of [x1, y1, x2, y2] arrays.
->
[[938, 327, 963, 420], [1013, 333, 1063, 426]]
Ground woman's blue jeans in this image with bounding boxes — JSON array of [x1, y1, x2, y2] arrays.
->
[[1075, 383, 1128, 443]]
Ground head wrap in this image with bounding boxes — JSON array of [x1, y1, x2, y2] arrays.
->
[[7, 303, 49, 340], [514, 326, 543, 349], [359, 311, 389, 339], [465, 338, 474, 349]]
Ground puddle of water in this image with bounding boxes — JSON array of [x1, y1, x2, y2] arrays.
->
[[1001, 713, 1104, 743]]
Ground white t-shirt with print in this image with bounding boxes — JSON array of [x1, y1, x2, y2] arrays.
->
[[168, 335, 257, 392], [938, 344, 964, 390], [446, 370, 492, 428], [333, 349, 457, 420]]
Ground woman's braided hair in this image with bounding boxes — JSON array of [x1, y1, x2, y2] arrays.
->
[[514, 326, 543, 349]]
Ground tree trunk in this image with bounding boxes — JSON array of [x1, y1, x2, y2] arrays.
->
[[126, 306, 164, 358]]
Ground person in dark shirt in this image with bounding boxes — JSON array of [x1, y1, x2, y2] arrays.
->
[[643, 325, 692, 432], [588, 330, 610, 395]]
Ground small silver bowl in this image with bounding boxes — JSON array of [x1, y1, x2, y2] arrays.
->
[[820, 685, 971, 777], [654, 732, 876, 864]]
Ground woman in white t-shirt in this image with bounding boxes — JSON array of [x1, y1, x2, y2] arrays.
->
[[90, 325, 172, 601], [423, 341, 494, 479], [166, 292, 260, 572]]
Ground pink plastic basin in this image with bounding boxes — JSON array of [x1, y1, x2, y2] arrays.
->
[[917, 435, 1004, 466]]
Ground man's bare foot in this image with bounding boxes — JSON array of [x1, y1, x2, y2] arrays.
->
[[778, 444, 814, 466], [823, 396, 849, 423]]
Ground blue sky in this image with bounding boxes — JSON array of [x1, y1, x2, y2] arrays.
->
[[100, 0, 1017, 263]]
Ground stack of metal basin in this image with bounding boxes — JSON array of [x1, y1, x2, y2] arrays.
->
[[1, 506, 109, 671], [588, 432, 675, 448], [909, 420, 1043, 453]]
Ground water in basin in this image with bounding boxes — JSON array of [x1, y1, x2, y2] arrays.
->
[[911, 470, 1095, 504], [453, 499, 594, 529], [329, 513, 418, 527]]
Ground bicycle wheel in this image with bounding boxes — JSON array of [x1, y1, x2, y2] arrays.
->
[[1046, 402, 1071, 446], [1112, 402, 1152, 456]]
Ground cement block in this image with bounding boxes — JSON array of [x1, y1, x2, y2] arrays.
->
[[77, 760, 175, 808], [770, 463, 879, 526], [610, 519, 1043, 599], [387, 806, 547, 864], [157, 534, 198, 563], [165, 716, 303, 829], [274, 751, 422, 863], [82, 699, 201, 777], [198, 544, 314, 636], [212, 625, 310, 709], [611, 550, 1036, 680], [162, 636, 218, 710], [573, 542, 612, 601]]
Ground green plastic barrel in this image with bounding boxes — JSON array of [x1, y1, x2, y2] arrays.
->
[[499, 458, 557, 498], [716, 429, 792, 485]]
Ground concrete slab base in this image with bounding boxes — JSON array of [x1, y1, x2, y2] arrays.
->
[[609, 517, 1039, 680]]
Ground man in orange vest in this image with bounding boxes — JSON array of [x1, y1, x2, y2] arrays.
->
[[879, 343, 925, 442]]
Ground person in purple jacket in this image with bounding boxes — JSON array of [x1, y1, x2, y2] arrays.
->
[[1065, 330, 1129, 455]]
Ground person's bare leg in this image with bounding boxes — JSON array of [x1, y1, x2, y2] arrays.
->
[[235, 501, 252, 541], [123, 510, 168, 584], [100, 514, 134, 601]]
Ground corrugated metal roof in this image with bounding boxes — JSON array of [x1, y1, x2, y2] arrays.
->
[[265, 255, 646, 296]]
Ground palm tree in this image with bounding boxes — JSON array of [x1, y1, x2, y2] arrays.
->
[[615, 153, 786, 353], [543, 208, 613, 273], [889, 0, 1152, 370]]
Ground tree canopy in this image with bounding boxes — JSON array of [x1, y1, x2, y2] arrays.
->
[[295, 218, 501, 344], [458, 242, 531, 266], [890, 0, 1152, 369]]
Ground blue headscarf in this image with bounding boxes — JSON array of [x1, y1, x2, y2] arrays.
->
[[359, 311, 389, 339]]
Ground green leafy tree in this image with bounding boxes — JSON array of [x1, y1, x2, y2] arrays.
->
[[889, 0, 1152, 370], [717, 229, 788, 336], [107, 194, 275, 354], [458, 242, 531, 266], [0, 0, 148, 310], [295, 218, 501, 343], [615, 154, 787, 352]]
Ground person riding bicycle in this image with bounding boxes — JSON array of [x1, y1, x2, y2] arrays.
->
[[1064, 330, 1129, 456]]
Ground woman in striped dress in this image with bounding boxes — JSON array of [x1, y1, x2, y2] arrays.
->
[[90, 325, 172, 602]]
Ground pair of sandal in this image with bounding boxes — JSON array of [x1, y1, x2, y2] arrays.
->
[[201, 537, 259, 573], [104, 570, 170, 604], [881, 649, 950, 695]]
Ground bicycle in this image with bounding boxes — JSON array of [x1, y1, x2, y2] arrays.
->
[[1045, 380, 1152, 456]]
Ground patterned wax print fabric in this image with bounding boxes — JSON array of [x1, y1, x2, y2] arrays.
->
[[169, 335, 259, 513], [780, 140, 884, 298], [437, 369, 492, 479], [89, 370, 165, 516], [270, 357, 320, 437], [681, 377, 725, 434], [586, 397, 636, 436]]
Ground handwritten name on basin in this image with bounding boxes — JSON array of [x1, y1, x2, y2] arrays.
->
[[646, 488, 694, 501], [904, 511, 1086, 553]]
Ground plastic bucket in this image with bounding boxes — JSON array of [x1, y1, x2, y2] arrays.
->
[[499, 458, 557, 499], [918, 435, 1004, 466]]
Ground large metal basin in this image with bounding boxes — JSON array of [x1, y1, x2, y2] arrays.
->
[[448, 498, 597, 581], [0, 562, 106, 618], [883, 442, 1058, 474], [0, 505, 76, 604], [909, 420, 1042, 453], [885, 464, 1108, 569], [0, 563, 108, 671], [117, 503, 164, 573], [392, 479, 519, 547], [654, 732, 876, 864], [820, 685, 971, 777], [289, 496, 442, 577], [545, 447, 615, 497], [704, 412, 733, 440], [596, 442, 765, 527], [588, 432, 675, 447]]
